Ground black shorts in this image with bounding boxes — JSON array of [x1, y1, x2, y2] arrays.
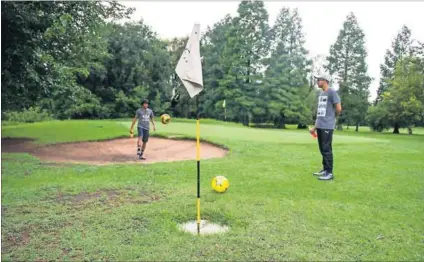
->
[[137, 127, 149, 142]]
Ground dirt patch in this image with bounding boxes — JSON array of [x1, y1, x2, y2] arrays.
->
[[1, 138, 38, 152], [1, 205, 6, 217], [56, 189, 160, 206], [3, 229, 31, 251], [39, 162, 75, 167], [1, 137, 228, 165]]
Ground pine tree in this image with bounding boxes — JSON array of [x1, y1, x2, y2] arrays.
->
[[200, 15, 234, 120], [326, 12, 372, 131], [264, 7, 311, 128], [375, 25, 413, 105], [219, 0, 270, 126]]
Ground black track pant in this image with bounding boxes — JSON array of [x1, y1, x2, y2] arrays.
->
[[317, 128, 334, 173]]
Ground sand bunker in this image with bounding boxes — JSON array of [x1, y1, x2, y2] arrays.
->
[[1, 137, 227, 165]]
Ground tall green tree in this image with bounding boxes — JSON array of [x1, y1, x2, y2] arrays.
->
[[2, 2, 52, 111], [81, 21, 172, 118], [263, 7, 311, 128], [219, 0, 270, 126], [375, 25, 413, 105], [167, 15, 235, 120], [200, 15, 234, 120], [1, 1, 133, 118], [326, 12, 372, 131], [367, 55, 424, 134]]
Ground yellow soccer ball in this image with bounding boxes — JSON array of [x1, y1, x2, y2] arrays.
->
[[161, 114, 171, 124], [211, 176, 229, 193]]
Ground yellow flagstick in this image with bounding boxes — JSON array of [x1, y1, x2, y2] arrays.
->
[[196, 96, 201, 235], [174, 23, 204, 235]]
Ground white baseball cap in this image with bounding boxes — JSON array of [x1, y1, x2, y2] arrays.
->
[[313, 73, 331, 83]]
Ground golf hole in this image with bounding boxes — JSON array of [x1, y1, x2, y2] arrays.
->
[[178, 220, 229, 235]]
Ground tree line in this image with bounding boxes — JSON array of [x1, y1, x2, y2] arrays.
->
[[2, 1, 423, 133]]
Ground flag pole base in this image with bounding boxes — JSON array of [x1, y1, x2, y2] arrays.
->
[[178, 220, 229, 235]]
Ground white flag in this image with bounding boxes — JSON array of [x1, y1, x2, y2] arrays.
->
[[222, 99, 226, 108], [175, 24, 203, 98]]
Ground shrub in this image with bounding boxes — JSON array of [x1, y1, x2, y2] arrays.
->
[[3, 107, 53, 123], [366, 104, 391, 132]]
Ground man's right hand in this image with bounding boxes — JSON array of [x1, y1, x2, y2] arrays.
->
[[309, 127, 316, 134]]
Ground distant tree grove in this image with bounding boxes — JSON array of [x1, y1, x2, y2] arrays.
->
[[2, 1, 423, 133]]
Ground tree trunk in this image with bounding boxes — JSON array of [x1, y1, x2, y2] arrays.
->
[[280, 114, 286, 129], [273, 116, 285, 129], [393, 123, 400, 134], [355, 123, 359, 132], [242, 112, 249, 127], [407, 127, 413, 135], [280, 120, 286, 129]]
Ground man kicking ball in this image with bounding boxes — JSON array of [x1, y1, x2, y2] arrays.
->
[[310, 73, 342, 181], [129, 99, 156, 160]]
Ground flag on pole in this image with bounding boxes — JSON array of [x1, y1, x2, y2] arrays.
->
[[175, 24, 203, 98], [222, 99, 226, 109], [175, 24, 204, 235]]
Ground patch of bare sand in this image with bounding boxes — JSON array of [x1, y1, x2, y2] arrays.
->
[[178, 220, 229, 235], [1, 137, 227, 165]]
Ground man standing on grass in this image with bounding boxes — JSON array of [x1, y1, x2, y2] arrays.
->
[[309, 73, 342, 181], [130, 99, 156, 160]]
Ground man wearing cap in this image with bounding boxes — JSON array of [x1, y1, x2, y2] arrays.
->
[[310, 73, 342, 181], [130, 99, 156, 160]]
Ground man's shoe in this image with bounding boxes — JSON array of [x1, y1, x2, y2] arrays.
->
[[139, 151, 145, 160], [318, 172, 334, 181], [313, 170, 326, 176]]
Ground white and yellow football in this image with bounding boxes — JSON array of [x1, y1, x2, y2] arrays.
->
[[161, 114, 171, 124], [211, 176, 229, 193]]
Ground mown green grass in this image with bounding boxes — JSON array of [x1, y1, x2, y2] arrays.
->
[[1, 120, 128, 144], [1, 119, 423, 261]]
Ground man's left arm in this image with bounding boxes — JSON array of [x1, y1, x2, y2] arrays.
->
[[332, 90, 342, 117], [150, 111, 156, 131]]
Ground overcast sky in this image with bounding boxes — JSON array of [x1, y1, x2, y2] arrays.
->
[[121, 1, 424, 100]]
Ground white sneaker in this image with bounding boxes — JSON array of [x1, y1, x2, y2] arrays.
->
[[313, 170, 326, 176]]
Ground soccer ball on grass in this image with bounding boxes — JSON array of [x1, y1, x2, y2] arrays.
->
[[211, 176, 229, 193]]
